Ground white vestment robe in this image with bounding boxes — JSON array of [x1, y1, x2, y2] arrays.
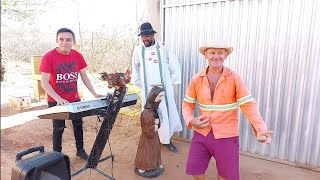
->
[[132, 40, 182, 144]]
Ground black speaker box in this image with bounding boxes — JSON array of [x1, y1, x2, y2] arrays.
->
[[11, 146, 71, 180]]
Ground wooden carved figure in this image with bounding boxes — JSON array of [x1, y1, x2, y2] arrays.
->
[[134, 86, 165, 178], [100, 69, 131, 89]]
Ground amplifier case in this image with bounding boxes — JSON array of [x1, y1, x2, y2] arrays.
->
[[11, 146, 71, 180]]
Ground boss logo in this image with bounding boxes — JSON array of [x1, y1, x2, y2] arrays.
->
[[56, 72, 78, 80]]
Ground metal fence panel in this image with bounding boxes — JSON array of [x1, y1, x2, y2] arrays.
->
[[162, 0, 320, 166]]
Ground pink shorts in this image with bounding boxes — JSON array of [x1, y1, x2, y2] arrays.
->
[[186, 131, 240, 180]]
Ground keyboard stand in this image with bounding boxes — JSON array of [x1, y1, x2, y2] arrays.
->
[[71, 86, 128, 180]]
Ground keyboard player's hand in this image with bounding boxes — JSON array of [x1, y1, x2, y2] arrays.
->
[[94, 94, 105, 98], [56, 98, 69, 105]]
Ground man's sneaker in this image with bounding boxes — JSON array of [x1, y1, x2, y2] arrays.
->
[[76, 149, 89, 161], [163, 141, 178, 153]]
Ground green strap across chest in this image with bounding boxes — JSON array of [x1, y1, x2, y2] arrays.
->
[[141, 43, 170, 114]]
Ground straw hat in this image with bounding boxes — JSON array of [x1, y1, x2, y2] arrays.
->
[[199, 38, 233, 55]]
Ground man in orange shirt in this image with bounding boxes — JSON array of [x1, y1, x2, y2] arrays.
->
[[182, 38, 273, 180]]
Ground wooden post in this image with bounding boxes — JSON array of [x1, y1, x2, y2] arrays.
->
[[74, 44, 81, 51], [146, 0, 161, 39], [31, 56, 45, 101]]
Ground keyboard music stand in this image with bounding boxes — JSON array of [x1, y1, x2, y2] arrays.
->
[[71, 86, 128, 179]]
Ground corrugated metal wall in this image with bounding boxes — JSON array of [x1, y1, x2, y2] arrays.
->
[[162, 0, 320, 166]]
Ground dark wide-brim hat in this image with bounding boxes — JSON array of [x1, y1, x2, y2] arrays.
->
[[138, 22, 157, 36]]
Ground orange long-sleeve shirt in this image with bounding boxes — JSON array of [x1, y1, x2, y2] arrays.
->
[[182, 66, 267, 139]]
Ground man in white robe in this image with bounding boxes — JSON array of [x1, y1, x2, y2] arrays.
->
[[132, 22, 182, 152]]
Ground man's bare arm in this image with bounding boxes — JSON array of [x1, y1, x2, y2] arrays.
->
[[40, 72, 69, 105]]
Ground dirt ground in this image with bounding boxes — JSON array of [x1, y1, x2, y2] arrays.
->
[[1, 61, 320, 180], [1, 103, 320, 180]]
